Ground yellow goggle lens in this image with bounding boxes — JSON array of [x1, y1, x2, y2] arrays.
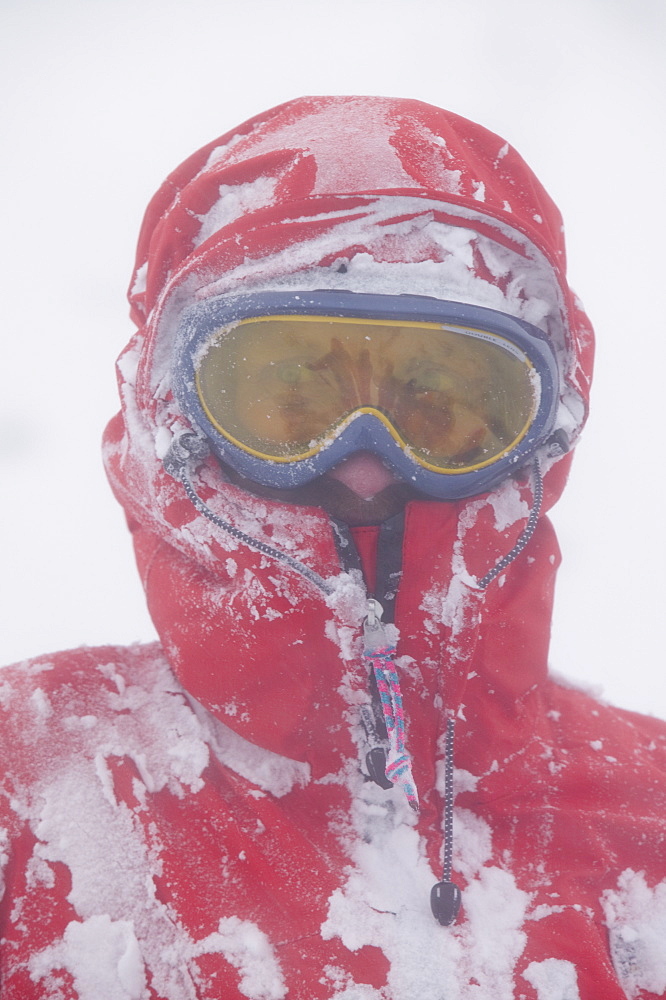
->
[[195, 315, 537, 473]]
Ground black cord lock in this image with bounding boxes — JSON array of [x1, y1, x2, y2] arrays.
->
[[430, 880, 462, 926]]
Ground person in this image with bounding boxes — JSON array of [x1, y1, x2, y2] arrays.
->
[[1, 96, 665, 1000]]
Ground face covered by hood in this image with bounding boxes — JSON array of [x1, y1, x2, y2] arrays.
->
[[103, 96, 594, 777]]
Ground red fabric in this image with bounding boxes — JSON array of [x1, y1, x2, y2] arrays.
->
[[350, 525, 380, 594], [1, 98, 665, 999]]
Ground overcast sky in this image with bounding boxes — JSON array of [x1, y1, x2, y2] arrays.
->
[[1, 0, 664, 717]]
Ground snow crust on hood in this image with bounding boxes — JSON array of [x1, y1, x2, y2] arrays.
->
[[148, 198, 585, 468], [178, 199, 566, 360], [145, 199, 585, 452], [119, 96, 593, 463], [107, 94, 595, 490]]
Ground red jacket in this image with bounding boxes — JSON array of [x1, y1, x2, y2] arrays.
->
[[1, 97, 665, 1000]]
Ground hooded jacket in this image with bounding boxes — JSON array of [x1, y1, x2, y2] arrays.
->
[[1, 97, 665, 1000]]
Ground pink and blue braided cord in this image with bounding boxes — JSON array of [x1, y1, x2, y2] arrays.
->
[[364, 644, 419, 811]]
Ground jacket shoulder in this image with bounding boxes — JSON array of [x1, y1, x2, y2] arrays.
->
[[0, 641, 171, 716], [0, 642, 208, 799], [547, 676, 666, 748], [1, 639, 167, 679], [542, 677, 666, 813]]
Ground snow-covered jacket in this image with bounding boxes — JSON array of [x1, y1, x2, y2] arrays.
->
[[1, 97, 665, 1000]]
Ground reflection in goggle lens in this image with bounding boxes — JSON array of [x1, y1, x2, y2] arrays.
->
[[195, 316, 538, 474]]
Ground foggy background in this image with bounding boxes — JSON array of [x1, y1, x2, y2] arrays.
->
[[1, 0, 664, 717]]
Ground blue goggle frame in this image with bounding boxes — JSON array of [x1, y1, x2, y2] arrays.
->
[[174, 290, 560, 500]]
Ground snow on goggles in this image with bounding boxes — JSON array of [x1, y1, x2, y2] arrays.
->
[[175, 291, 560, 499]]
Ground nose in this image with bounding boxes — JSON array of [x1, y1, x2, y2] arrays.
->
[[326, 451, 401, 499]]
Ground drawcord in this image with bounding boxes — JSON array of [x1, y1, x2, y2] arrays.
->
[[165, 434, 419, 811], [430, 717, 462, 925], [165, 433, 544, 927], [430, 460, 544, 926], [362, 599, 419, 812], [478, 459, 543, 590], [441, 718, 456, 885], [164, 432, 334, 597]]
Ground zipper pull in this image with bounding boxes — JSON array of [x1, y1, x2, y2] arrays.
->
[[364, 598, 390, 650], [362, 598, 419, 812], [361, 599, 394, 789], [366, 597, 382, 627]]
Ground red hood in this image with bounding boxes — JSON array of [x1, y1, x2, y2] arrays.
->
[[103, 96, 594, 778]]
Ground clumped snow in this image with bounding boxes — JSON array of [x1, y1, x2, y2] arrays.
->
[[189, 695, 311, 798], [324, 571, 367, 633], [189, 197, 565, 348], [321, 778, 533, 1000], [601, 869, 666, 998], [194, 177, 279, 248], [472, 181, 486, 202], [29, 686, 53, 719], [29, 915, 147, 1000], [131, 261, 148, 298], [6, 650, 300, 999], [522, 958, 580, 1000], [29, 912, 287, 1000], [486, 477, 530, 533], [189, 917, 287, 1000]]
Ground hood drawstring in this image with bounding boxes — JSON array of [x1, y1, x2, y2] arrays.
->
[[429, 460, 544, 925], [478, 460, 543, 589], [165, 433, 544, 928], [165, 433, 334, 597], [165, 434, 420, 807], [431, 717, 462, 926]]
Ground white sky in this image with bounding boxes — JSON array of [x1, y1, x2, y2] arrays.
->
[[1, 0, 664, 718]]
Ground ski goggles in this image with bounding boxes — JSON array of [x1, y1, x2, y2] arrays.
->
[[175, 291, 560, 499]]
